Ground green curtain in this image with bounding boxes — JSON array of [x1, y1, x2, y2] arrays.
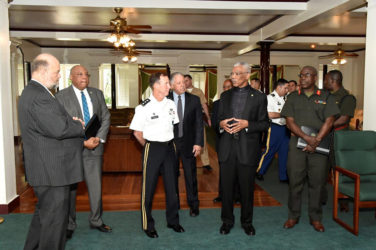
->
[[140, 70, 151, 95], [208, 71, 217, 105]]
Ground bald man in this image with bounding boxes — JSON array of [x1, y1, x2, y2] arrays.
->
[[56, 65, 112, 239], [19, 54, 85, 249]]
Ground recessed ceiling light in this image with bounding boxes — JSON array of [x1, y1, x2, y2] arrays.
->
[[310, 44, 316, 49]]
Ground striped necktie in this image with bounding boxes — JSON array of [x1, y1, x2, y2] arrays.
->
[[81, 91, 90, 125]]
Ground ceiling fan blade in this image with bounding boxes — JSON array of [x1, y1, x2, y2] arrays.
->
[[319, 54, 335, 59], [136, 50, 152, 54], [343, 52, 359, 57], [128, 25, 152, 29], [124, 27, 140, 34]]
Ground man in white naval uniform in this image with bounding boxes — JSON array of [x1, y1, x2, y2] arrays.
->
[[130, 72, 184, 238], [257, 78, 290, 182]]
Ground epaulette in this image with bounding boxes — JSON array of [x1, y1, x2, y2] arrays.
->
[[141, 98, 150, 106], [271, 93, 275, 97]]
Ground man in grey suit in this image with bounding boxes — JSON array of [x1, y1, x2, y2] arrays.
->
[[19, 53, 85, 250], [56, 65, 111, 238]]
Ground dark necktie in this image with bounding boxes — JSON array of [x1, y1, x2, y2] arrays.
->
[[81, 91, 90, 125], [177, 95, 183, 137]]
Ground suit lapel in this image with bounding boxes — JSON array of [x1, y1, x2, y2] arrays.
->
[[68, 86, 84, 119], [183, 93, 190, 121], [87, 87, 98, 115], [241, 87, 255, 119]]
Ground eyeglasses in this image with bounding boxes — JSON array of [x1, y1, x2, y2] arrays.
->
[[74, 73, 90, 77], [230, 72, 248, 76], [298, 73, 315, 78]]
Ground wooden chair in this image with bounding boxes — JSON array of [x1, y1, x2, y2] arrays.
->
[[333, 130, 376, 235]]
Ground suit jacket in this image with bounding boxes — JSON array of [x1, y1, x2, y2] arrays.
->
[[56, 85, 111, 156], [217, 87, 269, 166], [18, 80, 85, 186], [168, 92, 204, 156], [210, 99, 220, 152]]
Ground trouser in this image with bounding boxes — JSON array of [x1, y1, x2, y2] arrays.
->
[[199, 128, 210, 166], [68, 155, 104, 231], [141, 140, 180, 231], [175, 138, 199, 210], [24, 185, 70, 250], [257, 124, 290, 180], [220, 139, 256, 226], [287, 136, 329, 222]]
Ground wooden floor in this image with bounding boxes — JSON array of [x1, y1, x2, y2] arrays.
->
[[13, 143, 281, 214]]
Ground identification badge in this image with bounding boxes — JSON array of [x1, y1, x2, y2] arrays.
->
[[151, 112, 159, 119]]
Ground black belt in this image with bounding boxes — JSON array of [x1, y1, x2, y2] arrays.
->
[[146, 139, 173, 146], [271, 123, 285, 127]]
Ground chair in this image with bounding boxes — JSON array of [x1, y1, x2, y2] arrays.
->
[[333, 130, 376, 235]]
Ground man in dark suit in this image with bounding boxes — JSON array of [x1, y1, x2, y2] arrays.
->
[[168, 72, 204, 217], [217, 62, 269, 236], [18, 53, 85, 250], [211, 79, 233, 203], [56, 65, 111, 238]]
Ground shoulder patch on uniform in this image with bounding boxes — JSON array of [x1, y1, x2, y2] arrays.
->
[[141, 98, 150, 106]]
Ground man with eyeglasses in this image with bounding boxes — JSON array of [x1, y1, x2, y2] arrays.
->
[[217, 62, 269, 236], [281, 66, 339, 232], [56, 65, 112, 239]]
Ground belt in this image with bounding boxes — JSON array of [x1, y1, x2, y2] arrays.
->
[[271, 123, 286, 127], [146, 139, 173, 145], [334, 124, 349, 131]]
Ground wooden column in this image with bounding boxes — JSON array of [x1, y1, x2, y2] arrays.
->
[[259, 41, 273, 94]]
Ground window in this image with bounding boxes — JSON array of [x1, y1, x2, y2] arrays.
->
[[58, 64, 77, 90], [99, 63, 139, 108]]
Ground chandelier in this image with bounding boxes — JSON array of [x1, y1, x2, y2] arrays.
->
[[107, 32, 136, 48], [331, 57, 347, 65], [122, 55, 138, 63]]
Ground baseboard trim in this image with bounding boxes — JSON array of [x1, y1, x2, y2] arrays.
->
[[0, 196, 20, 214]]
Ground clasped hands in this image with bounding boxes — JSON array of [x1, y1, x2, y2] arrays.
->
[[72, 117, 100, 150], [302, 136, 321, 153], [220, 118, 248, 134]]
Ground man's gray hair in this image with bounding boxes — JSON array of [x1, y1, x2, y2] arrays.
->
[[170, 72, 184, 85], [233, 62, 251, 73], [31, 59, 49, 74]]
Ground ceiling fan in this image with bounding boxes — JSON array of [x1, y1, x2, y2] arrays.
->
[[319, 43, 358, 65], [109, 7, 151, 34], [121, 47, 152, 63], [106, 7, 151, 48]]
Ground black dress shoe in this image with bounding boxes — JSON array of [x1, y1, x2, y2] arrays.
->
[[144, 229, 159, 238], [242, 224, 256, 236], [66, 229, 74, 240], [190, 208, 199, 217], [256, 173, 264, 181], [219, 223, 233, 235], [90, 224, 112, 233], [167, 224, 185, 233], [203, 165, 213, 171], [213, 197, 222, 203]]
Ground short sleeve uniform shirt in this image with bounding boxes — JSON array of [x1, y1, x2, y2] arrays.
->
[[267, 90, 286, 125], [130, 94, 179, 142], [281, 87, 339, 131]]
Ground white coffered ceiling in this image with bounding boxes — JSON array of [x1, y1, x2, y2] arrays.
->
[[8, 0, 367, 57]]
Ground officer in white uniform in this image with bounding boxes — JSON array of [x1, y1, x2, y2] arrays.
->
[[130, 72, 184, 238], [257, 79, 290, 182]]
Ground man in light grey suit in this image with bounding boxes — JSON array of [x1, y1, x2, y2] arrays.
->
[[56, 65, 111, 238], [19, 53, 85, 250]]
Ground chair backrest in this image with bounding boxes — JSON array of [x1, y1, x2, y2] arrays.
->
[[334, 130, 376, 182]]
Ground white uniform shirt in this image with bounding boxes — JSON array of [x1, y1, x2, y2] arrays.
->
[[267, 90, 286, 126], [130, 94, 179, 142]]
